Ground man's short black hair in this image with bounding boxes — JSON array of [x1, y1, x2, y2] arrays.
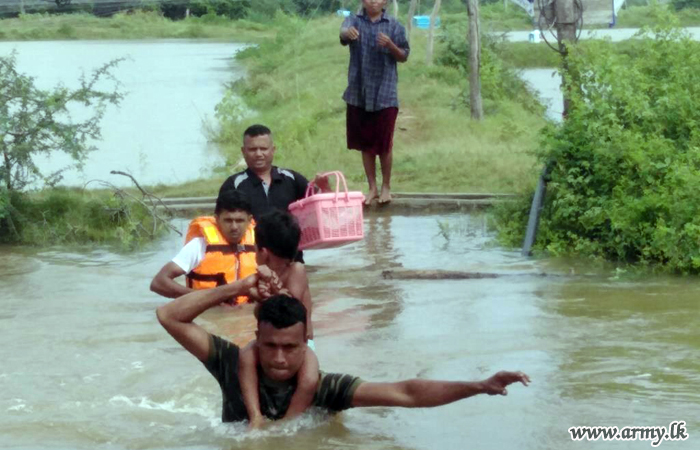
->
[[243, 124, 272, 140], [215, 189, 253, 215], [255, 210, 301, 260], [258, 295, 307, 330]]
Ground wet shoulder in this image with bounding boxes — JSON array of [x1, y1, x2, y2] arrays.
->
[[314, 372, 363, 412], [203, 334, 240, 383]]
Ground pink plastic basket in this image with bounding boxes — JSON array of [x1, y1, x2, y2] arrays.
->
[[289, 171, 365, 250]]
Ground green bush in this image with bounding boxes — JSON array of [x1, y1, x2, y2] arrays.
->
[[497, 23, 700, 273]]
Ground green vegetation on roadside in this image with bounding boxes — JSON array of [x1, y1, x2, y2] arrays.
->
[[0, 10, 272, 41], [5, 3, 700, 271], [497, 38, 673, 69], [192, 14, 545, 198], [495, 18, 700, 274], [449, 3, 533, 32], [617, 3, 700, 28], [0, 188, 171, 247]]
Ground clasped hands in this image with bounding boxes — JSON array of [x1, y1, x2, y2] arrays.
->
[[248, 265, 288, 302], [342, 26, 394, 48]]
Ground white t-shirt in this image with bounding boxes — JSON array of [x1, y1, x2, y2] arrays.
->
[[172, 238, 207, 274]]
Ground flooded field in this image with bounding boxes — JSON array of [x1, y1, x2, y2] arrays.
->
[[1, 212, 698, 449]]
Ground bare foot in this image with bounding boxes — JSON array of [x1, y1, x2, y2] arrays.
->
[[364, 188, 378, 206], [378, 186, 392, 205]]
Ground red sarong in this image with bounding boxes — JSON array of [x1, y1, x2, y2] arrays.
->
[[346, 104, 399, 156]]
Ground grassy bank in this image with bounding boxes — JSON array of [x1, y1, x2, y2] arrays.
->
[[449, 4, 700, 31], [617, 4, 700, 28], [460, 3, 533, 32], [0, 10, 272, 41], [0, 187, 172, 247], [163, 14, 547, 198], [497, 37, 672, 68], [0, 10, 549, 199]]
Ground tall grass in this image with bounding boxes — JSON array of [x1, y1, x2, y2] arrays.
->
[[442, 3, 534, 32], [617, 4, 700, 28]]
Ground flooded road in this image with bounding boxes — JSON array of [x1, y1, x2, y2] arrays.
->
[[1, 212, 698, 449], [0, 40, 246, 187]]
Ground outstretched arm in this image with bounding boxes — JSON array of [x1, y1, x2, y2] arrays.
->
[[156, 275, 257, 362], [351, 371, 530, 408]]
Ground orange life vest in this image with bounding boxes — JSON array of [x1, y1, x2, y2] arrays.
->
[[184, 216, 257, 305]]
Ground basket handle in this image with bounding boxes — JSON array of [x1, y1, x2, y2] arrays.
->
[[304, 171, 350, 202]]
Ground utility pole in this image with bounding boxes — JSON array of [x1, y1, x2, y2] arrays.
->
[[467, 0, 483, 120], [426, 0, 441, 65], [20, 0, 26, 15], [522, 0, 580, 256], [406, 0, 418, 42], [555, 0, 577, 116]]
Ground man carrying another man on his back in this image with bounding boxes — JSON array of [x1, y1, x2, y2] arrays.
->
[[157, 287, 531, 424], [150, 189, 256, 305]]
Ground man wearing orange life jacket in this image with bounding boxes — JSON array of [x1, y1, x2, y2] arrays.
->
[[150, 190, 257, 305]]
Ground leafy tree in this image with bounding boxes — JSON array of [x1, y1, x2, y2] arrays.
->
[[0, 52, 123, 192], [188, 0, 251, 19], [437, 22, 541, 114], [0, 54, 177, 246]]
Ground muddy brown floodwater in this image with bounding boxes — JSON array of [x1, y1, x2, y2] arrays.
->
[[1, 212, 698, 449]]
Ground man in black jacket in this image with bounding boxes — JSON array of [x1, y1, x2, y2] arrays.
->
[[219, 124, 329, 220]]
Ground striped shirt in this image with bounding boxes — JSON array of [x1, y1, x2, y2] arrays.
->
[[340, 9, 410, 112]]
